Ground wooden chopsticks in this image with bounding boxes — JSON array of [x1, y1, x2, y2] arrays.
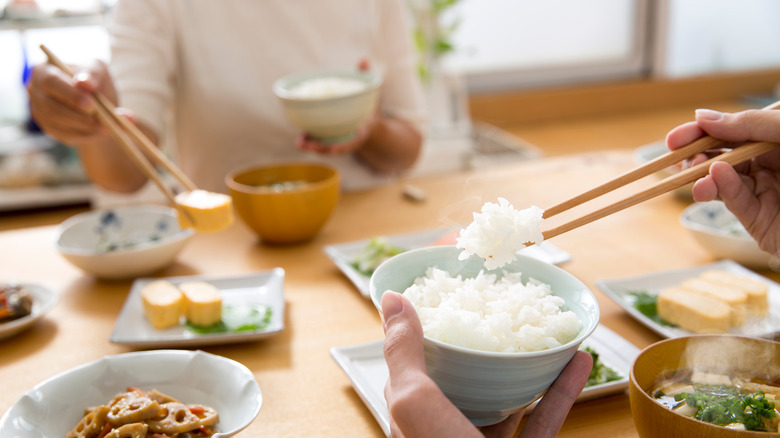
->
[[39, 45, 197, 223], [540, 99, 780, 241]]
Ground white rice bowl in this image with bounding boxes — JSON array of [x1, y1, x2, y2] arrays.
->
[[369, 245, 599, 426]]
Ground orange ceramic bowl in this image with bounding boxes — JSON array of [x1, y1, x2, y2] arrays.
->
[[226, 162, 340, 245], [630, 335, 780, 438]]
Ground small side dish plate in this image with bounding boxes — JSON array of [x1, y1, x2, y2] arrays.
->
[[324, 228, 572, 298], [0, 349, 261, 438], [0, 283, 57, 342], [597, 259, 780, 339], [330, 324, 637, 436], [110, 269, 285, 348]]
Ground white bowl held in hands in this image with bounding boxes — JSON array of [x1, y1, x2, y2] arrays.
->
[[273, 68, 382, 144], [680, 201, 772, 269], [369, 245, 600, 426], [55, 205, 194, 279]]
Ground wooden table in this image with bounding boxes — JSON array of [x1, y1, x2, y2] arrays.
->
[[1, 150, 776, 437]]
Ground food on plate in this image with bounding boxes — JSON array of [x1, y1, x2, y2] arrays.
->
[[184, 303, 272, 334], [700, 270, 769, 317], [287, 76, 367, 99], [628, 290, 675, 327], [402, 267, 581, 353], [140, 279, 273, 334], [180, 281, 223, 327], [657, 287, 732, 334], [680, 278, 748, 326], [650, 369, 779, 432], [67, 387, 219, 438], [457, 198, 544, 270], [175, 189, 234, 233], [583, 346, 622, 387], [630, 269, 770, 334], [351, 236, 406, 277], [0, 284, 33, 322], [140, 280, 184, 329]]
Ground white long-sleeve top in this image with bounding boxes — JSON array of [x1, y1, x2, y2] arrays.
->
[[108, 0, 426, 192]]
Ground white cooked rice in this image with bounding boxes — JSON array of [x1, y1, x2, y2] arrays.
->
[[288, 76, 367, 99], [457, 198, 544, 270], [403, 267, 581, 353]]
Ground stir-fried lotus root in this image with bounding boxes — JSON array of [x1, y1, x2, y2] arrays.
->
[[107, 391, 161, 424], [104, 423, 148, 438], [67, 406, 110, 438], [67, 387, 219, 438]]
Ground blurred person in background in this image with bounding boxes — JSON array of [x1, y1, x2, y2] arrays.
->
[[27, 0, 425, 194], [666, 107, 780, 258]]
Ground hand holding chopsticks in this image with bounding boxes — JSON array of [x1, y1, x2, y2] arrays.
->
[[540, 99, 780, 241], [39, 44, 196, 201]]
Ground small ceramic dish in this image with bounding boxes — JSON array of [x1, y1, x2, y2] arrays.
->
[[55, 205, 194, 280], [0, 283, 57, 341], [681, 201, 772, 269]]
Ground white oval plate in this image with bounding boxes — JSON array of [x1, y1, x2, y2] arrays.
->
[[0, 350, 261, 437], [0, 283, 57, 341]]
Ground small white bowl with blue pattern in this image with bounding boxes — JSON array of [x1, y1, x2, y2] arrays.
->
[[55, 205, 194, 279], [680, 201, 772, 269]]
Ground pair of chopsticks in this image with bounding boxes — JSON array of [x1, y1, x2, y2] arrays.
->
[[39, 45, 198, 224], [539, 99, 780, 241]]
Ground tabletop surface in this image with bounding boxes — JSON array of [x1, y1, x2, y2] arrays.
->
[[2, 149, 777, 437]]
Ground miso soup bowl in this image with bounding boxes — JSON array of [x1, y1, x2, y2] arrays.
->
[[630, 335, 780, 438], [369, 245, 600, 426], [226, 162, 340, 245]]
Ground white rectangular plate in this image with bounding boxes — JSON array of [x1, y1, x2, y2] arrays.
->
[[597, 259, 780, 339], [330, 324, 637, 436], [110, 269, 285, 348], [324, 228, 572, 298]]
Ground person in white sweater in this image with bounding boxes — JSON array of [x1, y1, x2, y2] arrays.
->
[[28, 0, 425, 194]]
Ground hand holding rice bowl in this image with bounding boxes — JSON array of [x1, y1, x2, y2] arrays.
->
[[369, 245, 599, 426]]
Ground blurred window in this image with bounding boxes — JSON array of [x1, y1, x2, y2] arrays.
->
[[437, 0, 648, 92], [652, 0, 780, 78]]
